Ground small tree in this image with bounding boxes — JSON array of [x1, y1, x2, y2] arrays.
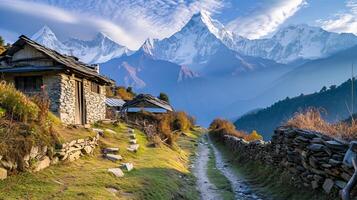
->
[[245, 130, 263, 141], [158, 92, 169, 103]]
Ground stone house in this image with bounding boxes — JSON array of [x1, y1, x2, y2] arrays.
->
[[0, 35, 114, 125]]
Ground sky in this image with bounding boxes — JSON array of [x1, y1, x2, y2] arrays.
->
[[0, 0, 356, 50]]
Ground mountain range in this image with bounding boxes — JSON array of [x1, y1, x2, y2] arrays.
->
[[31, 12, 357, 126], [32, 25, 131, 64]]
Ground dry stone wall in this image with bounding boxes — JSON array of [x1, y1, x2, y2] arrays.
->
[[0, 131, 101, 180], [221, 127, 354, 197]]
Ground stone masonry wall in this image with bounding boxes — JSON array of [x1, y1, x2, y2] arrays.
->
[[221, 127, 354, 197], [0, 131, 101, 180], [57, 74, 76, 124], [83, 79, 106, 124]]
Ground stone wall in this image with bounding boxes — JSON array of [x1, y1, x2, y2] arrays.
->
[[221, 127, 354, 197], [57, 74, 76, 124], [83, 79, 106, 124], [0, 132, 100, 180]]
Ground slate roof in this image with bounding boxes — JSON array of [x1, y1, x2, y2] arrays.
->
[[106, 98, 126, 107], [0, 35, 114, 85], [122, 94, 174, 112]]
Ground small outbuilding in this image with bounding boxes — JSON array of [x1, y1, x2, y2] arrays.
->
[[0, 35, 114, 125], [121, 94, 174, 114], [105, 97, 126, 119]]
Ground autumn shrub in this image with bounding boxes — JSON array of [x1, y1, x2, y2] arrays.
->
[[209, 118, 246, 140], [0, 81, 38, 122], [245, 130, 263, 141], [285, 108, 357, 141], [115, 87, 134, 100], [31, 86, 50, 124]]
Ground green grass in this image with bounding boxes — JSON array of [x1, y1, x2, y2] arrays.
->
[[206, 144, 234, 200], [211, 138, 331, 200], [0, 123, 202, 200]]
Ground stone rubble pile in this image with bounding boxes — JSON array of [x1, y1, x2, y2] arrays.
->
[[222, 127, 355, 197]]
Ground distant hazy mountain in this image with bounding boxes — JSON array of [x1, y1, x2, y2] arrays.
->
[[100, 48, 198, 94], [225, 24, 357, 64], [234, 78, 357, 139], [32, 25, 130, 64]]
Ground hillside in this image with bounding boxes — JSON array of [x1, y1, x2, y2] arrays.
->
[[234, 78, 357, 139]]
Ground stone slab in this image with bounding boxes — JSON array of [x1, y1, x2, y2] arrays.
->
[[108, 168, 124, 177], [121, 163, 134, 171], [105, 154, 122, 161]]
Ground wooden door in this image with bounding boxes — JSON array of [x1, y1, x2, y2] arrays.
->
[[75, 80, 85, 124]]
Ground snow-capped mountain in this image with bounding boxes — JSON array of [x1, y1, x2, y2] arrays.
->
[[226, 24, 357, 63], [142, 12, 230, 69], [140, 12, 279, 75], [32, 26, 130, 64]]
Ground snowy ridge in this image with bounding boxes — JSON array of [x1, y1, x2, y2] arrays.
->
[[32, 26, 130, 64]]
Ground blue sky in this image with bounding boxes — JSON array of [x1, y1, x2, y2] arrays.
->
[[0, 0, 355, 49]]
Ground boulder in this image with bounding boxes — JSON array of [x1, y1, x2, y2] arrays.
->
[[322, 178, 334, 194], [104, 154, 122, 161], [108, 168, 124, 177], [33, 156, 51, 172], [0, 168, 7, 180]]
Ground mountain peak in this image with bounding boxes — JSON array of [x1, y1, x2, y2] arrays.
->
[[32, 25, 57, 41]]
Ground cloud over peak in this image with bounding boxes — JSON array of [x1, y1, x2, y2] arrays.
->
[[227, 0, 306, 39]]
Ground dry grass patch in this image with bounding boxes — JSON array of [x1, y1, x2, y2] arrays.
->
[[286, 108, 357, 141]]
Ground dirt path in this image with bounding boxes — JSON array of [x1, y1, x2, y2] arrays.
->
[[194, 134, 266, 200], [208, 136, 264, 200], [193, 137, 221, 200]]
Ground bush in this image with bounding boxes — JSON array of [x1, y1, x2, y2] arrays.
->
[[245, 130, 263, 141], [158, 92, 169, 103], [0, 82, 38, 122], [209, 118, 246, 140]]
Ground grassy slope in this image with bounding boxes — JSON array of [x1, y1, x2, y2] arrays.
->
[[212, 139, 330, 200], [206, 144, 234, 200], [0, 123, 201, 200]]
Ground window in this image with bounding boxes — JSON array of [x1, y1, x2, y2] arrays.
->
[[15, 76, 43, 92], [91, 82, 100, 94]]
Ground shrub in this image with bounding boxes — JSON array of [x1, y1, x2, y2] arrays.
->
[[209, 118, 246, 140], [0, 82, 38, 122], [158, 92, 169, 103], [31, 85, 50, 124], [245, 130, 263, 141], [173, 111, 192, 132]]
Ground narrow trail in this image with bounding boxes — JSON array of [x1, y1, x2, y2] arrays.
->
[[193, 137, 222, 200], [194, 134, 266, 200], [208, 136, 264, 200]]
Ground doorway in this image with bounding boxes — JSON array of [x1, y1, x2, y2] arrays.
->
[[74, 80, 86, 124]]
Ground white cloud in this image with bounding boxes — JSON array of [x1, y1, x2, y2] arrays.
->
[[319, 0, 357, 35], [227, 0, 306, 39], [15, 0, 225, 49]]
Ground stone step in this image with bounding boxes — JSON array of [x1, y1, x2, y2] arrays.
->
[[129, 134, 136, 139], [127, 144, 140, 152], [121, 163, 134, 171], [103, 147, 119, 154], [104, 154, 122, 161], [129, 139, 137, 144], [108, 168, 124, 177], [128, 128, 134, 134]]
